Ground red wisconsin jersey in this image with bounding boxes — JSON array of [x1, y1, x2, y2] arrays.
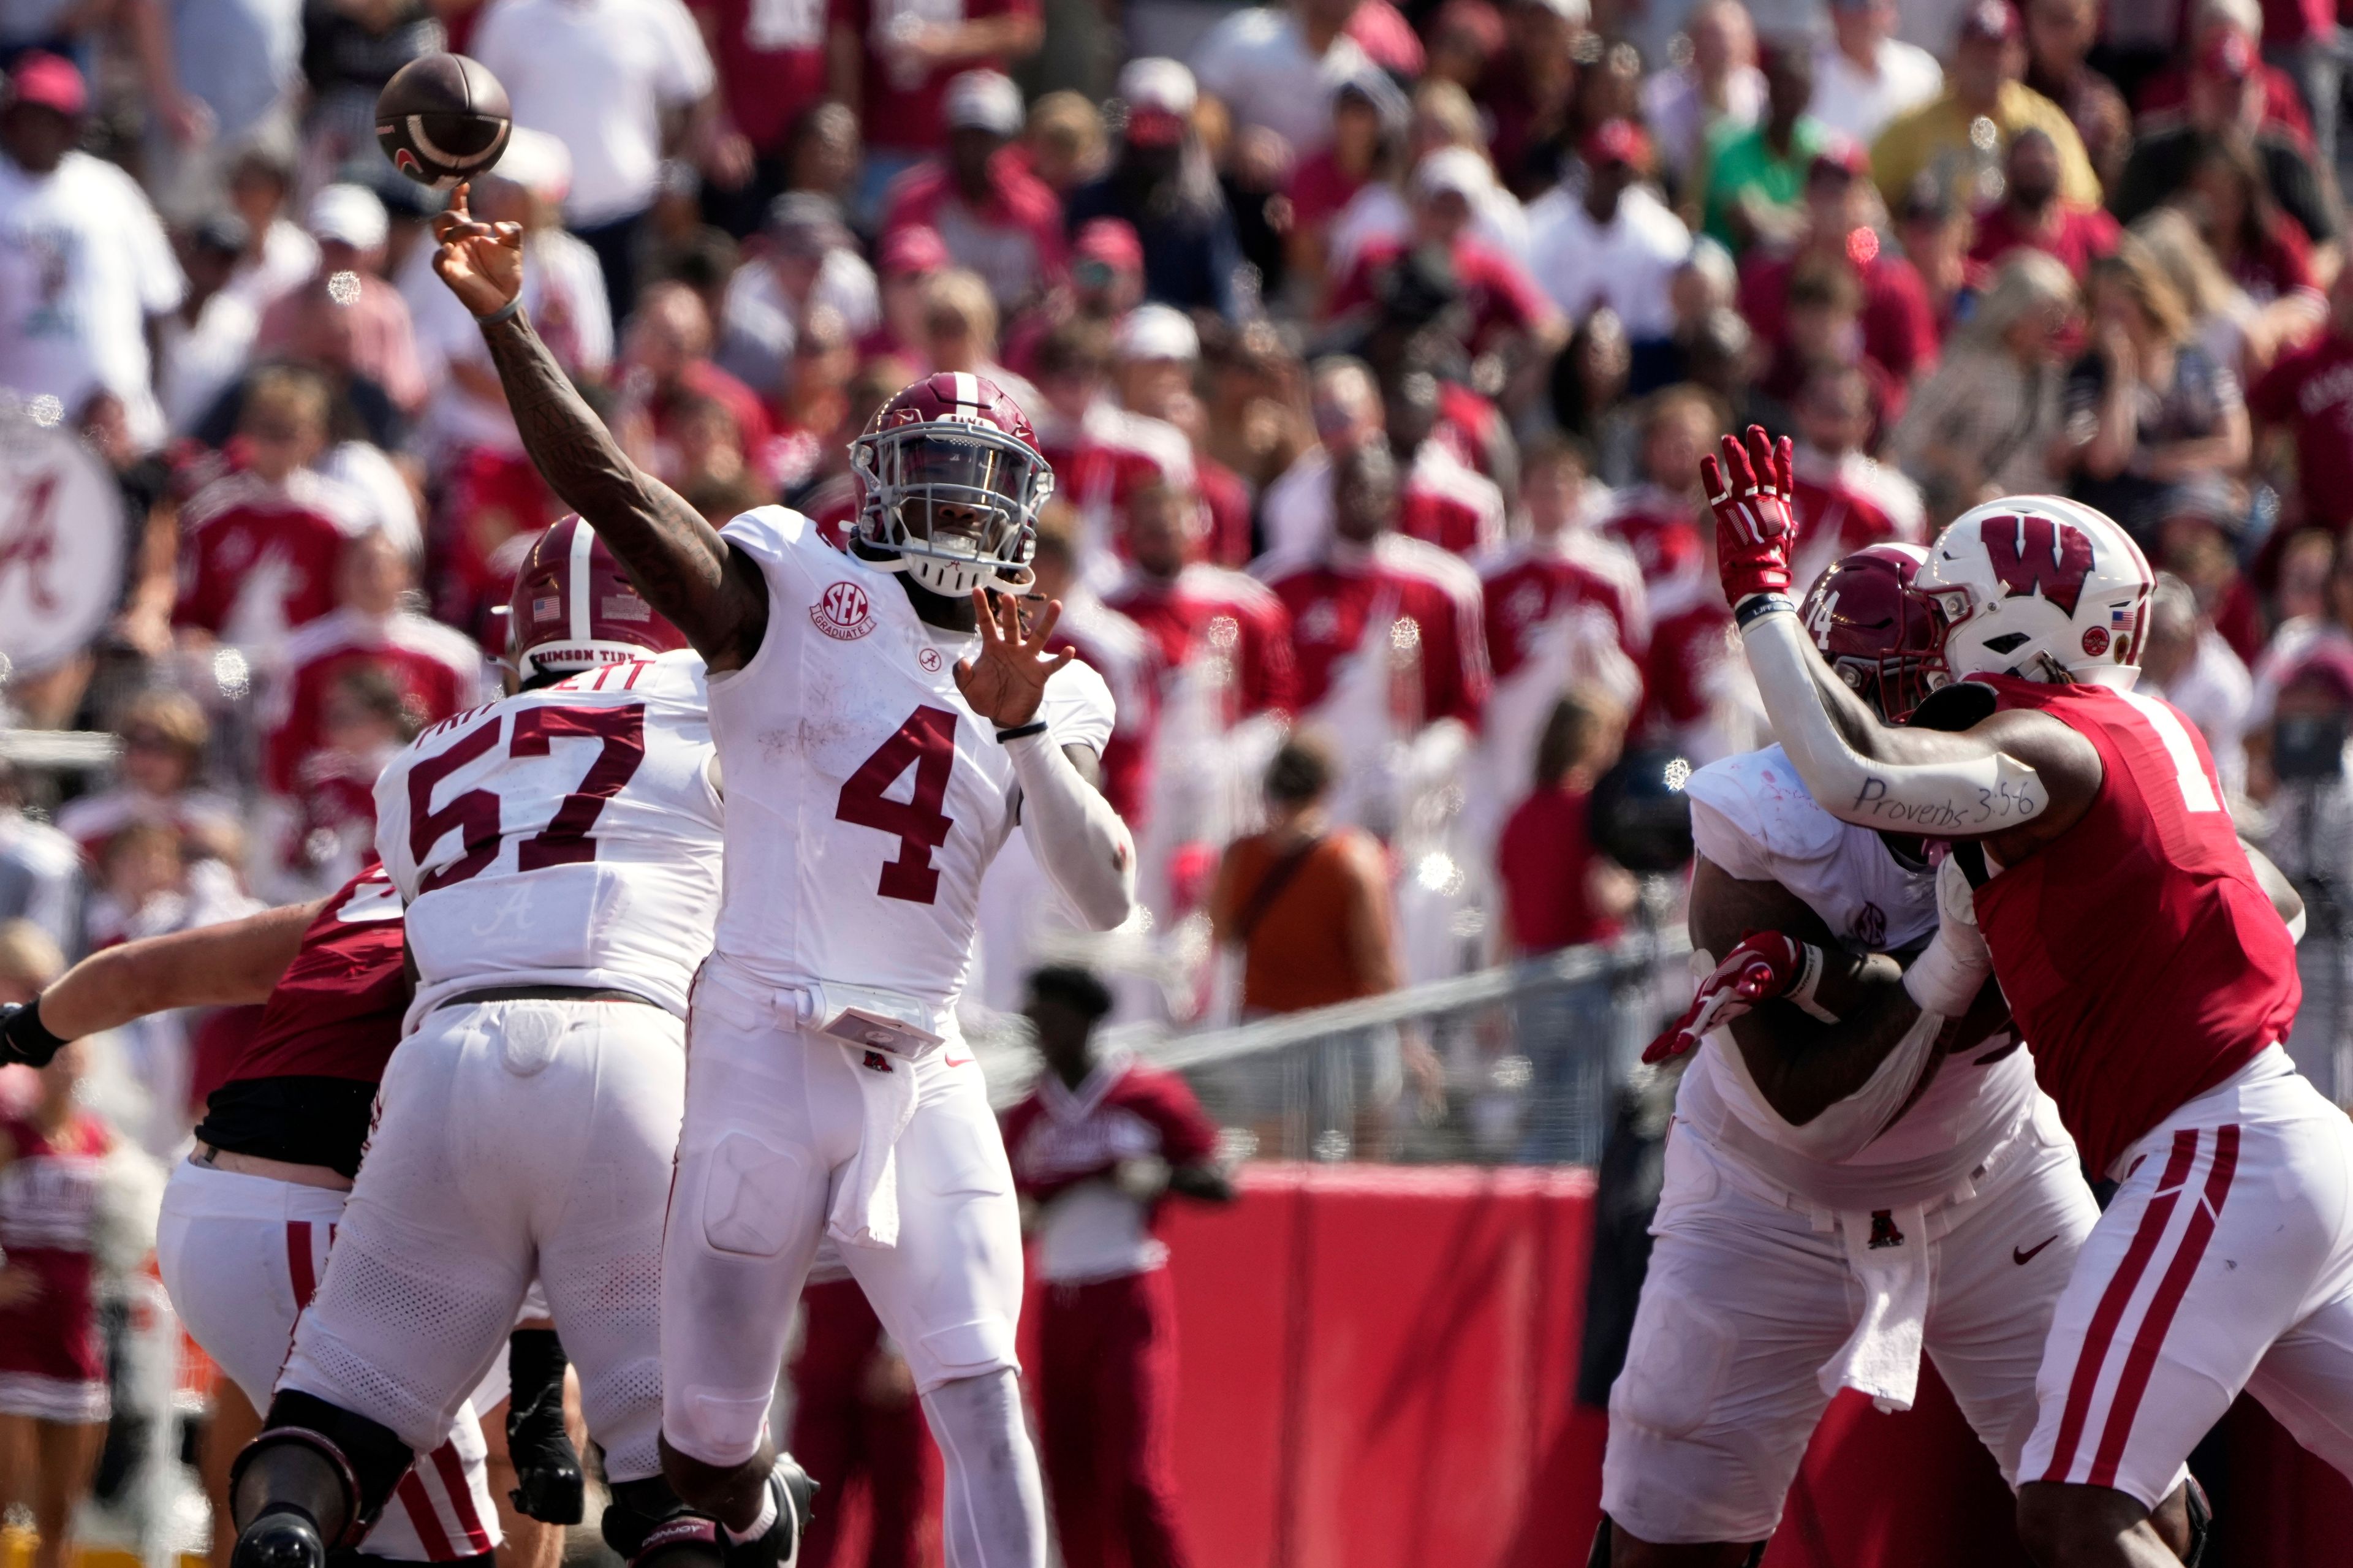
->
[[263, 608, 489, 794], [1262, 540, 1489, 729], [175, 470, 370, 648], [1105, 564, 1299, 721], [1974, 676, 2300, 1177], [229, 865, 407, 1087], [1001, 1056, 1219, 1203]]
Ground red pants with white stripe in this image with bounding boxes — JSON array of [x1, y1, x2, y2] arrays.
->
[[1036, 1267, 1192, 1568], [787, 1279, 938, 1568], [2023, 1048, 2353, 1507], [156, 1159, 501, 1561]]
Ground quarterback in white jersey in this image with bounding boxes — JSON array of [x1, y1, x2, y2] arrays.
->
[[1596, 548, 2200, 1567], [427, 189, 1138, 1568], [224, 520, 809, 1568]]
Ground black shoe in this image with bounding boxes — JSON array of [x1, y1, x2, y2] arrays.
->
[[725, 1456, 817, 1568], [233, 1510, 327, 1568]]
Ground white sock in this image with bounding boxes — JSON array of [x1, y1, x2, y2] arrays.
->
[[725, 1486, 778, 1545], [921, 1369, 1046, 1568]]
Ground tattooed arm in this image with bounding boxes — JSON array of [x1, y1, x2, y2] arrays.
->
[[430, 185, 768, 671]]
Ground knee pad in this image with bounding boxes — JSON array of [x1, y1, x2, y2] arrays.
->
[[235, 1393, 415, 1545]]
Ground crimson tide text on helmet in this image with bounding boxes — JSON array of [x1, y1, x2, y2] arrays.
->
[[506, 515, 689, 683], [1914, 495, 2153, 689], [1798, 542, 1942, 723], [850, 371, 1055, 596]]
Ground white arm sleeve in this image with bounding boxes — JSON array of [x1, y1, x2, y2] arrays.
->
[[1741, 608, 2047, 836], [1752, 1004, 1946, 1162], [1008, 734, 1138, 932]]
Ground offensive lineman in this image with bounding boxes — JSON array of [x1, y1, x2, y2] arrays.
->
[[1704, 426, 2353, 1566], [219, 521, 806, 1568], [1599, 546, 2199, 1566], [431, 186, 1137, 1568]]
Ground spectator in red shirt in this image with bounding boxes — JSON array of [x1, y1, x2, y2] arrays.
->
[[2250, 268, 2353, 536], [1107, 476, 1299, 727], [1969, 126, 2120, 281], [2181, 132, 2324, 309], [1285, 73, 1406, 303], [621, 281, 775, 489], [1001, 964, 1232, 1568], [1002, 217, 1143, 377], [881, 70, 1067, 315], [2135, 1, 2315, 151], [1496, 694, 1634, 956], [1737, 147, 1939, 420], [688, 0, 853, 235], [849, 0, 1042, 216], [1600, 387, 1719, 589]]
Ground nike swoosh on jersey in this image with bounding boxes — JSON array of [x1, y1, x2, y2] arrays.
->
[[2013, 1235, 2059, 1266], [943, 1055, 975, 1068]]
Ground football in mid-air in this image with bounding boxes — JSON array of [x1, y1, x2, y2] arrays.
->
[[375, 53, 511, 189]]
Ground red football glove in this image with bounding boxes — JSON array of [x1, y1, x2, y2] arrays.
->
[[1643, 931, 1819, 1064], [1700, 425, 1797, 607]]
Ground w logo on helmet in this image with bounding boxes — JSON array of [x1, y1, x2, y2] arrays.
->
[[1980, 515, 2096, 616]]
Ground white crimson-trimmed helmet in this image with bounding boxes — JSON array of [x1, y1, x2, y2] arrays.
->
[[1914, 495, 2154, 689], [851, 371, 1055, 596], [504, 515, 688, 683]]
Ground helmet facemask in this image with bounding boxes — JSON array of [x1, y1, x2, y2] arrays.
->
[[854, 419, 1051, 597]]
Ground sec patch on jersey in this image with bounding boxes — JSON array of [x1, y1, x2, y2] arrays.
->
[[810, 581, 878, 641]]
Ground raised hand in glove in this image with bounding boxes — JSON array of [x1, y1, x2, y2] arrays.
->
[[1643, 931, 1827, 1064], [0, 998, 66, 1069], [1701, 424, 1798, 608], [505, 1328, 585, 1525]]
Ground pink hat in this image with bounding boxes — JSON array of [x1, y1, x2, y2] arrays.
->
[[7, 51, 86, 117], [878, 224, 949, 278], [1074, 218, 1144, 271]]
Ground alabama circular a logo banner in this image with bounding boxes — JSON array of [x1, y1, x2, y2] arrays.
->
[[0, 417, 124, 675], [809, 580, 877, 640]]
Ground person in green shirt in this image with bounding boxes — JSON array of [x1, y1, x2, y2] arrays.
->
[[1697, 47, 1831, 253]]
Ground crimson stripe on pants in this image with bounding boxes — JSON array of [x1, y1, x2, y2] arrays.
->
[[396, 1472, 457, 1560], [2088, 1124, 2241, 1489], [430, 1442, 493, 1554], [2040, 1129, 2202, 1483], [287, 1221, 318, 1308]]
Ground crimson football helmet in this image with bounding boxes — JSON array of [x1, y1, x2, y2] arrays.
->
[[1799, 542, 1942, 723], [504, 515, 688, 683], [1914, 496, 2152, 688], [850, 372, 1055, 596]]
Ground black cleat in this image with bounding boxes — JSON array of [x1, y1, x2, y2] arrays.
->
[[233, 1510, 327, 1568], [726, 1456, 817, 1568]]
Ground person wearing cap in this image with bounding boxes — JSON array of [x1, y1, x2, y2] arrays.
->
[[1000, 216, 1144, 377], [468, 0, 723, 320], [855, 223, 947, 365], [1694, 45, 1828, 252], [879, 69, 1067, 316], [2114, 17, 2341, 265], [1188, 0, 1373, 162], [1637, 0, 1767, 187], [158, 213, 260, 436], [716, 191, 879, 398], [1809, 0, 1942, 148], [1066, 56, 1245, 319], [1868, 0, 2099, 214], [1969, 124, 2119, 282], [847, 0, 1042, 212], [254, 183, 426, 415], [1110, 304, 1259, 570], [1528, 118, 1691, 347], [0, 51, 186, 452], [2134, 0, 2317, 152], [1324, 146, 1561, 382]]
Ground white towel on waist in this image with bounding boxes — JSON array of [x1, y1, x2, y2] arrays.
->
[[826, 1041, 922, 1250], [1817, 1200, 1932, 1412]]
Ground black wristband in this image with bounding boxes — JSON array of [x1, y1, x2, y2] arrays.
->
[[0, 995, 66, 1069], [1734, 592, 1795, 629], [995, 721, 1048, 744]]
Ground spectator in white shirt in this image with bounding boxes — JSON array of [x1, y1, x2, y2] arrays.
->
[[1190, 0, 1374, 162], [1636, 0, 1765, 186], [1526, 119, 1692, 346], [156, 213, 259, 436], [470, 0, 721, 320], [718, 192, 881, 398], [2144, 570, 2255, 800], [0, 760, 82, 960], [1809, 0, 1942, 147], [0, 53, 185, 451]]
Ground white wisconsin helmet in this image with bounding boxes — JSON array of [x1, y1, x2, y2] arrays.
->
[[1915, 495, 2154, 689]]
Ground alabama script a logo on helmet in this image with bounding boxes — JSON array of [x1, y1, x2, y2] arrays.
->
[[810, 580, 877, 641], [1980, 515, 2094, 615]]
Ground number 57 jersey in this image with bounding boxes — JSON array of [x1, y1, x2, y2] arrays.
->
[[708, 507, 1116, 1013], [374, 650, 726, 1030]]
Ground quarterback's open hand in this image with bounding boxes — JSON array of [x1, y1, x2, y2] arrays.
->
[[1702, 424, 1797, 607], [431, 183, 524, 320], [957, 589, 1074, 730]]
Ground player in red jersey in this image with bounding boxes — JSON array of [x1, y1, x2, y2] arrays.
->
[[0, 882, 529, 1568], [1701, 425, 2347, 1567], [999, 966, 1231, 1568]]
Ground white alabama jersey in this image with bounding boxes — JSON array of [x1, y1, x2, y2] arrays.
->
[[708, 507, 1118, 1016], [374, 650, 724, 1029], [1677, 744, 2045, 1205]]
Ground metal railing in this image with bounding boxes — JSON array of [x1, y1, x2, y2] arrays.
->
[[974, 928, 1696, 1167]]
